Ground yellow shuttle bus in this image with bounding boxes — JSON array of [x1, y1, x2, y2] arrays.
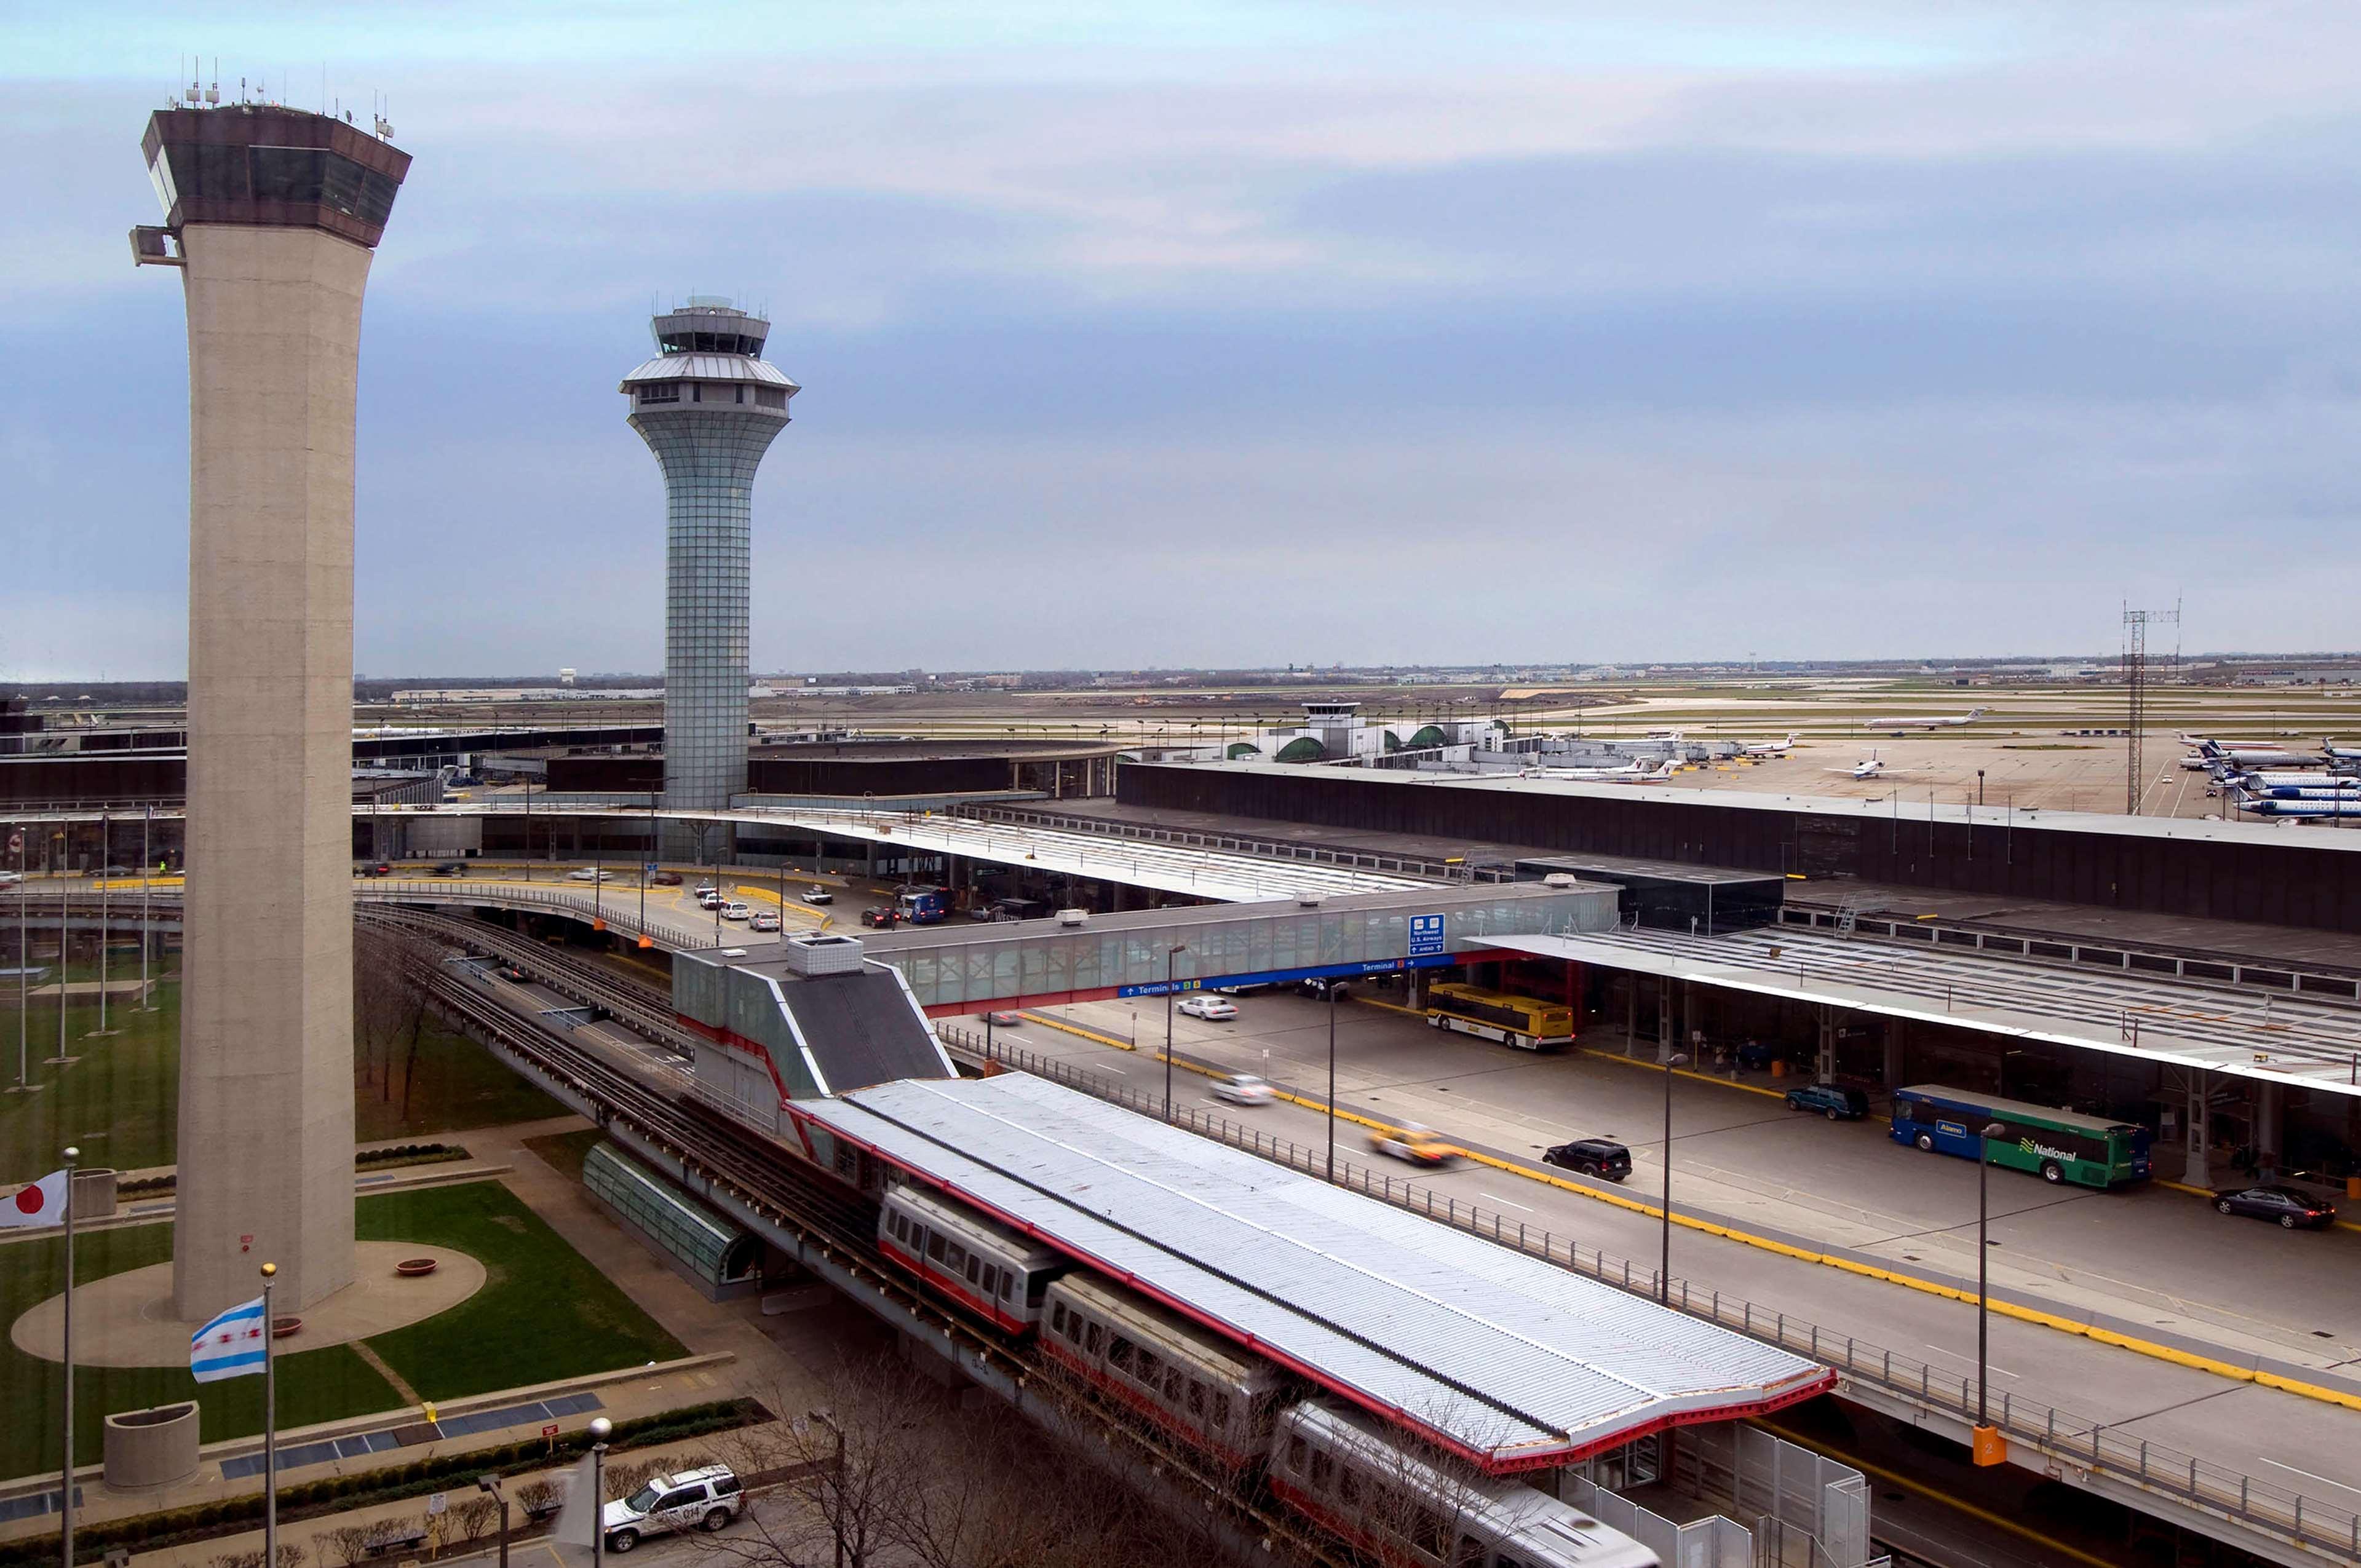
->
[[1424, 983, 1575, 1051]]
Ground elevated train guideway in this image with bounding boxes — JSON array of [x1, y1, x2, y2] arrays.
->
[[789, 1072, 1835, 1475]]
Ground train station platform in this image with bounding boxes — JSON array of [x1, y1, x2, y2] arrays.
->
[[790, 1072, 1834, 1473]]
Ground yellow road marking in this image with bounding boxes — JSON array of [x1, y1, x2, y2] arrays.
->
[[1752, 1418, 2122, 1568], [1007, 1012, 2361, 1409]]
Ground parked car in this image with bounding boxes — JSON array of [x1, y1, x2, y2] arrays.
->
[[1369, 1123, 1455, 1166], [1298, 977, 1351, 1000], [862, 906, 899, 929], [804, 886, 834, 905], [1734, 1039, 1780, 1071], [1177, 996, 1239, 1021], [1783, 1083, 1870, 1120], [1212, 1072, 1275, 1106], [2213, 1186, 2337, 1229], [720, 901, 751, 921], [602, 1463, 744, 1553], [749, 911, 780, 932], [1542, 1139, 1633, 1182], [985, 1011, 1024, 1028]]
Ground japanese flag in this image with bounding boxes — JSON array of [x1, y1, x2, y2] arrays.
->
[[0, 1171, 66, 1229]]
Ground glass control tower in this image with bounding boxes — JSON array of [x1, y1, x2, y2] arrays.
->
[[620, 301, 797, 859]]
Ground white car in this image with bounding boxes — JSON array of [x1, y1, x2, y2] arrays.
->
[[694, 882, 719, 898], [1177, 996, 1238, 1021], [750, 911, 780, 932], [699, 892, 726, 909], [1212, 1072, 1274, 1106], [804, 886, 835, 905], [602, 1463, 743, 1552], [0, 871, 20, 889], [565, 868, 614, 882], [720, 901, 752, 921]]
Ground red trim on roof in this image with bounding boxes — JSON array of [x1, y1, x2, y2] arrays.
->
[[787, 1102, 1823, 1474]]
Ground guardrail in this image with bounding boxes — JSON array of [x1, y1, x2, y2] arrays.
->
[[936, 1025, 2361, 1563], [960, 804, 1507, 882], [349, 881, 713, 952]]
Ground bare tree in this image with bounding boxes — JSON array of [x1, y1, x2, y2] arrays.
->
[[317, 1526, 375, 1568], [352, 930, 411, 1105]]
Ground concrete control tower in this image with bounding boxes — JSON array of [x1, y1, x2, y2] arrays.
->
[[622, 302, 797, 858], [134, 98, 409, 1315]]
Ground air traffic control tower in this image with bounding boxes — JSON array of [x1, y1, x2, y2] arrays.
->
[[135, 96, 409, 1316], [621, 302, 798, 858]]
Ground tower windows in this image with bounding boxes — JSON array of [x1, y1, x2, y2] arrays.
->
[[637, 383, 680, 405]]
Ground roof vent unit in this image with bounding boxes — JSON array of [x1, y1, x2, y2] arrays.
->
[[784, 933, 867, 977], [1542, 873, 1579, 888], [1057, 908, 1090, 927], [1296, 892, 1325, 908]]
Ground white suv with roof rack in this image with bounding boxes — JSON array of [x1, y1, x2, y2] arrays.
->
[[601, 1462, 742, 1551]]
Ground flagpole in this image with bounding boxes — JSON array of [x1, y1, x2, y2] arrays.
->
[[261, 1261, 278, 1568], [60, 1144, 77, 1568]]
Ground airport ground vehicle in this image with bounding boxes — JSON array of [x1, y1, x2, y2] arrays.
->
[[1178, 996, 1239, 1021], [1369, 1124, 1454, 1166], [2213, 1186, 2337, 1229], [1542, 1140, 1632, 1181], [600, 1463, 743, 1551], [894, 884, 951, 924], [1891, 1085, 2152, 1188], [1783, 1084, 1868, 1120], [1212, 1072, 1274, 1106], [1425, 983, 1574, 1051], [875, 1188, 1656, 1568]]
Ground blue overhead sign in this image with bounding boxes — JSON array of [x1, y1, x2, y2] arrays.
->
[[1116, 952, 1458, 1000], [1408, 914, 1445, 958]]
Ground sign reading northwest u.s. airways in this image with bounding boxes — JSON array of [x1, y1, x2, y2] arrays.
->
[[1408, 914, 1445, 957], [190, 1294, 268, 1382]]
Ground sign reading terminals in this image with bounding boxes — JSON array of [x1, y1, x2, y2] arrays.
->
[[1408, 914, 1445, 957]]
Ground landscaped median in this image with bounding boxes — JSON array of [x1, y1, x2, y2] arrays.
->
[[0, 1176, 684, 1483]]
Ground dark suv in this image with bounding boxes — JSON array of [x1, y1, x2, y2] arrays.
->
[[1784, 1083, 1870, 1120], [1542, 1139, 1633, 1182]]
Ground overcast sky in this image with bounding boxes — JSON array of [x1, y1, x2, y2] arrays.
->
[[6, 2, 2358, 679]]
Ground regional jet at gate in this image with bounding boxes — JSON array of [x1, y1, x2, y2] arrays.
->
[[2225, 785, 2361, 822], [2184, 736, 2309, 770], [1518, 758, 1678, 783], [1740, 734, 1798, 757], [1863, 708, 1986, 733]]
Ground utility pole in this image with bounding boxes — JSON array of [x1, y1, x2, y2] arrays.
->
[[2123, 601, 2179, 815]]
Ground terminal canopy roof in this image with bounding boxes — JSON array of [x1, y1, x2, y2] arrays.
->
[[793, 1074, 1830, 1473]]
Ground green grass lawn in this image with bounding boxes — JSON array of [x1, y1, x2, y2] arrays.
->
[[357, 1178, 684, 1407], [0, 1177, 684, 1483], [0, 986, 563, 1182]]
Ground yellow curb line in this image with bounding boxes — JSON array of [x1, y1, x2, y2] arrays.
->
[[1355, 997, 1427, 1018], [1575, 1042, 1788, 1101], [1016, 1016, 2361, 1410], [1753, 1419, 2121, 1568]]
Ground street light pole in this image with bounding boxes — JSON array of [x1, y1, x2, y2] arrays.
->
[[477, 1474, 511, 1568], [1164, 943, 1186, 1122], [588, 1416, 612, 1568], [1659, 1049, 1678, 1304], [1327, 985, 1338, 1181], [1977, 1119, 2007, 1428]]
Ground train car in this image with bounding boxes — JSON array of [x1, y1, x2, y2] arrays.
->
[[876, 1185, 1065, 1335], [1041, 1274, 1288, 1470], [1269, 1403, 1659, 1568]]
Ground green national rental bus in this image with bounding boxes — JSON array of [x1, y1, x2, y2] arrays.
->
[[1890, 1085, 2153, 1189]]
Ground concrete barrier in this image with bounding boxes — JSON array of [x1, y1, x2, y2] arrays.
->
[[104, 1400, 200, 1489]]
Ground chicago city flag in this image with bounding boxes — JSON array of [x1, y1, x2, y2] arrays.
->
[[0, 1170, 67, 1228], [190, 1295, 269, 1383]]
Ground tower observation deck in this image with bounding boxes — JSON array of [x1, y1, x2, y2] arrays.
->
[[621, 301, 798, 858]]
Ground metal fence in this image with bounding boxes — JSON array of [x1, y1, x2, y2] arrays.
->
[[936, 1025, 2361, 1564]]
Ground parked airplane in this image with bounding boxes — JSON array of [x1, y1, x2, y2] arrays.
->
[[1740, 734, 1799, 758], [1519, 758, 1678, 783], [1828, 753, 1906, 780], [2226, 786, 2361, 822], [2210, 770, 2361, 800], [2323, 738, 2361, 762], [1864, 708, 1986, 733], [2184, 736, 2309, 769]]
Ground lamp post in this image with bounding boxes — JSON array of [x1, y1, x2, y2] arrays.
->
[[58, 1144, 77, 1568], [12, 828, 26, 1091], [1976, 1119, 2009, 1443], [1327, 983, 1338, 1181], [588, 1416, 613, 1568], [1659, 1048, 1685, 1304], [477, 1473, 511, 1568], [1163, 943, 1186, 1122]]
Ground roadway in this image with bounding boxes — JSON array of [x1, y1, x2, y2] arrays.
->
[[974, 990, 2361, 1527]]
